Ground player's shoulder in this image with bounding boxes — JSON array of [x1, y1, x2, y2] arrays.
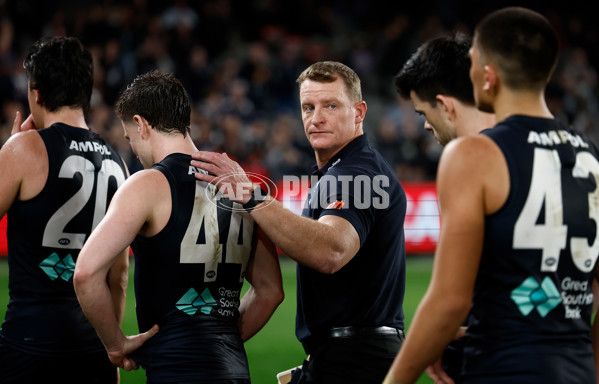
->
[[124, 168, 167, 188], [2, 129, 44, 152], [0, 130, 46, 165], [112, 168, 170, 206], [442, 134, 501, 165], [437, 134, 507, 192]]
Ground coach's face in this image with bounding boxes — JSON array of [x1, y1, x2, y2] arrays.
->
[[299, 77, 366, 167]]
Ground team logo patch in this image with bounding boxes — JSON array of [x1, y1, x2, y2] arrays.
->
[[326, 201, 344, 210], [511, 276, 561, 317], [39, 253, 75, 282], [176, 287, 217, 316]]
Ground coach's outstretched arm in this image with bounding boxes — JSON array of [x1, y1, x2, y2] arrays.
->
[[191, 151, 360, 274]]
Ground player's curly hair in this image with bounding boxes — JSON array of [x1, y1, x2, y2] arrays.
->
[[24, 36, 93, 113]]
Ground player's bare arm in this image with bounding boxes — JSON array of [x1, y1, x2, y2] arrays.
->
[[0, 130, 47, 217], [74, 170, 164, 369], [107, 249, 129, 325], [385, 135, 508, 384], [237, 226, 284, 342], [191, 151, 361, 274], [106, 164, 131, 325]]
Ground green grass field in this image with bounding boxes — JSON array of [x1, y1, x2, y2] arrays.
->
[[0, 256, 435, 384]]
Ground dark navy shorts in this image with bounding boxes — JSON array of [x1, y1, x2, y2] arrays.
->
[[0, 340, 117, 384]]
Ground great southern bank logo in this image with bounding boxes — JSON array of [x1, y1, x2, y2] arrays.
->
[[39, 253, 76, 282], [511, 276, 561, 317], [176, 287, 217, 316]]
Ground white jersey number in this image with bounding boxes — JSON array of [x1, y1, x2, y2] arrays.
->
[[180, 182, 254, 282], [513, 148, 599, 272], [42, 156, 126, 249]]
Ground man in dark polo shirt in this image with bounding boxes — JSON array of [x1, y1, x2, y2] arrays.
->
[[191, 61, 407, 384]]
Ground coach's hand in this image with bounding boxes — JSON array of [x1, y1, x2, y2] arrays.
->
[[190, 151, 256, 204], [108, 324, 159, 371]]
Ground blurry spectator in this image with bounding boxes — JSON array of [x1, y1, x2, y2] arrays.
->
[[136, 16, 175, 75], [239, 41, 273, 110], [374, 116, 403, 168], [197, 0, 234, 58], [162, 0, 198, 78], [375, 14, 412, 96], [161, 0, 199, 31], [101, 39, 131, 105], [221, 78, 256, 122], [264, 113, 309, 180], [177, 44, 213, 103], [558, 47, 599, 120], [219, 113, 249, 160], [41, 10, 67, 38], [189, 108, 216, 150], [268, 35, 304, 113], [546, 82, 570, 123], [243, 113, 270, 152], [0, 10, 15, 102]]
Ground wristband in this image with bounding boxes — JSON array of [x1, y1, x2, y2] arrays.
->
[[242, 187, 268, 212]]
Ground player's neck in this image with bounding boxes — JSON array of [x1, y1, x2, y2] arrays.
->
[[458, 108, 496, 136], [493, 89, 553, 123], [41, 107, 88, 129], [152, 134, 198, 164]]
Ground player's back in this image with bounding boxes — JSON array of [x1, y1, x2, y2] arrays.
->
[[1, 123, 127, 356], [130, 153, 255, 382], [464, 115, 599, 383]]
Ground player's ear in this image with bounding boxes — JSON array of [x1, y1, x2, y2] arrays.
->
[[133, 114, 151, 139], [436, 95, 456, 121], [483, 65, 498, 94], [33, 89, 41, 105]]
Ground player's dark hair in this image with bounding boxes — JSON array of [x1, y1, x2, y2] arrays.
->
[[393, 33, 474, 107], [23, 36, 93, 113], [296, 61, 362, 103], [116, 70, 191, 137], [474, 7, 559, 90]]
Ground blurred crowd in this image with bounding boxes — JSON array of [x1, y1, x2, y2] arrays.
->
[[1, 0, 598, 181]]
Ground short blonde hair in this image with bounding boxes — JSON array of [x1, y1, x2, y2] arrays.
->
[[296, 61, 362, 103]]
